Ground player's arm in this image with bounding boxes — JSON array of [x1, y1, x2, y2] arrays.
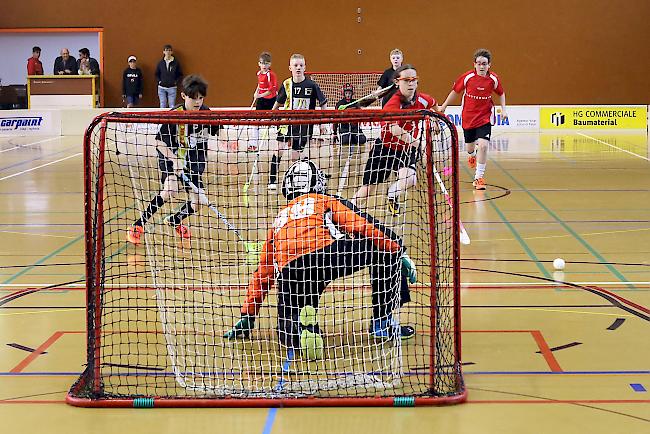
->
[[329, 200, 402, 252], [240, 229, 275, 316], [498, 92, 508, 120], [154, 125, 182, 172], [272, 82, 287, 110], [439, 90, 459, 113]]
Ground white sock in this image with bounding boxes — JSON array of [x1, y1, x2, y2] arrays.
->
[[475, 163, 486, 179], [387, 182, 400, 200], [467, 149, 477, 157]]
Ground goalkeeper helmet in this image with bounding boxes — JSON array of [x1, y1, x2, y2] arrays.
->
[[282, 159, 328, 200], [342, 83, 354, 96]]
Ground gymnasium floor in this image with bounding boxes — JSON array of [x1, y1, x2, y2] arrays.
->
[[0, 130, 648, 433]]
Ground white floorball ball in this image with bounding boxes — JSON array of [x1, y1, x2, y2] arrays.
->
[[553, 258, 566, 270]]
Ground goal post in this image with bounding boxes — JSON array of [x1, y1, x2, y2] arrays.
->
[[67, 109, 465, 407], [307, 71, 383, 108]]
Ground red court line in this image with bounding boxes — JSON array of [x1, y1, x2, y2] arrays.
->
[[465, 330, 563, 372], [10, 332, 66, 373]]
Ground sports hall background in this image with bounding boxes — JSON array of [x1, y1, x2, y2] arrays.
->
[[3, 0, 649, 107]]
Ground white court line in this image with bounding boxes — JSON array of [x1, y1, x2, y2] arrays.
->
[[0, 136, 60, 154], [0, 152, 81, 182], [577, 132, 650, 161]]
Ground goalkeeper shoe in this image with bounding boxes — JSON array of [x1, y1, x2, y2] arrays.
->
[[126, 224, 144, 245], [299, 305, 324, 360], [371, 317, 415, 341], [468, 155, 477, 169], [267, 183, 278, 191], [387, 196, 401, 216], [473, 177, 486, 190], [223, 315, 255, 340]]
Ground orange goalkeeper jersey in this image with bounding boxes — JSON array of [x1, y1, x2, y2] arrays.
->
[[241, 193, 402, 316]]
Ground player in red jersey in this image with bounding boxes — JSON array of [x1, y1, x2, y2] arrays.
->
[[248, 52, 278, 152], [352, 64, 439, 215], [440, 49, 507, 190], [223, 160, 417, 352]]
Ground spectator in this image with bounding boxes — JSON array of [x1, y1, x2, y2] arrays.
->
[[122, 55, 143, 107], [27, 46, 44, 76], [53, 48, 77, 75], [77, 48, 100, 75], [155, 44, 183, 108], [377, 48, 404, 106]]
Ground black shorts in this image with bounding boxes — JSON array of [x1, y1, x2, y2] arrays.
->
[[158, 156, 206, 191], [339, 131, 367, 147], [277, 126, 312, 151], [463, 123, 492, 144], [255, 96, 276, 110], [362, 140, 419, 186]]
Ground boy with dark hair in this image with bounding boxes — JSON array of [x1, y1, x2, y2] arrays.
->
[[224, 159, 416, 353], [27, 46, 43, 75], [439, 48, 507, 190], [267, 53, 328, 190], [77, 48, 100, 75], [122, 56, 143, 107], [127, 75, 222, 245], [155, 44, 183, 108]]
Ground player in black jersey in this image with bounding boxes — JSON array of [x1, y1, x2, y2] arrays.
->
[[267, 53, 328, 190], [126, 75, 221, 245]]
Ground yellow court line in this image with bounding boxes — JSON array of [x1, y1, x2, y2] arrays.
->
[[501, 307, 635, 318], [0, 230, 78, 240], [0, 308, 80, 317], [473, 227, 650, 243]]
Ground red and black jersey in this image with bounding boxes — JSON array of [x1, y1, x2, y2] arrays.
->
[[452, 70, 504, 130], [256, 69, 278, 99], [241, 193, 402, 315], [380, 90, 436, 151]]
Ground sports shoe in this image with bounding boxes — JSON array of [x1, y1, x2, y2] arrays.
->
[[387, 196, 401, 216], [473, 177, 486, 190], [299, 305, 324, 360], [467, 155, 477, 169], [223, 315, 255, 340], [370, 317, 415, 340], [164, 215, 192, 239], [267, 183, 277, 191], [126, 224, 144, 245]]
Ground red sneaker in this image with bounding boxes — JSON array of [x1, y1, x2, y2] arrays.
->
[[473, 178, 486, 190], [468, 155, 477, 169], [127, 225, 144, 245], [175, 224, 191, 239]]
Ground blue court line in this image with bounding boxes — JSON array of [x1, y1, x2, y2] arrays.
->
[[2, 236, 82, 284], [262, 349, 294, 434], [490, 158, 635, 289], [462, 166, 551, 279], [630, 384, 647, 392]]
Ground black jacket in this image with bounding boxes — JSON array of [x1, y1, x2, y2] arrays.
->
[[53, 56, 77, 75], [77, 57, 100, 75], [155, 57, 183, 88], [123, 67, 143, 96]]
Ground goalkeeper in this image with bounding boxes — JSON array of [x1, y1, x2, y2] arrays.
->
[[224, 159, 417, 349]]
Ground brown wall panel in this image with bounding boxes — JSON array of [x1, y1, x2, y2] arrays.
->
[[4, 0, 649, 107]]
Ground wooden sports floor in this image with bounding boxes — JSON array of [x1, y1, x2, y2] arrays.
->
[[0, 130, 648, 433]]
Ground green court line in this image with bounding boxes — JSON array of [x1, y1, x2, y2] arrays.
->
[[2, 236, 82, 284], [490, 158, 635, 289], [462, 166, 552, 279], [2, 211, 128, 285]]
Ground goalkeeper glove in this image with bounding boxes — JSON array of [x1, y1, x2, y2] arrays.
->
[[223, 315, 255, 340], [401, 254, 417, 284]]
